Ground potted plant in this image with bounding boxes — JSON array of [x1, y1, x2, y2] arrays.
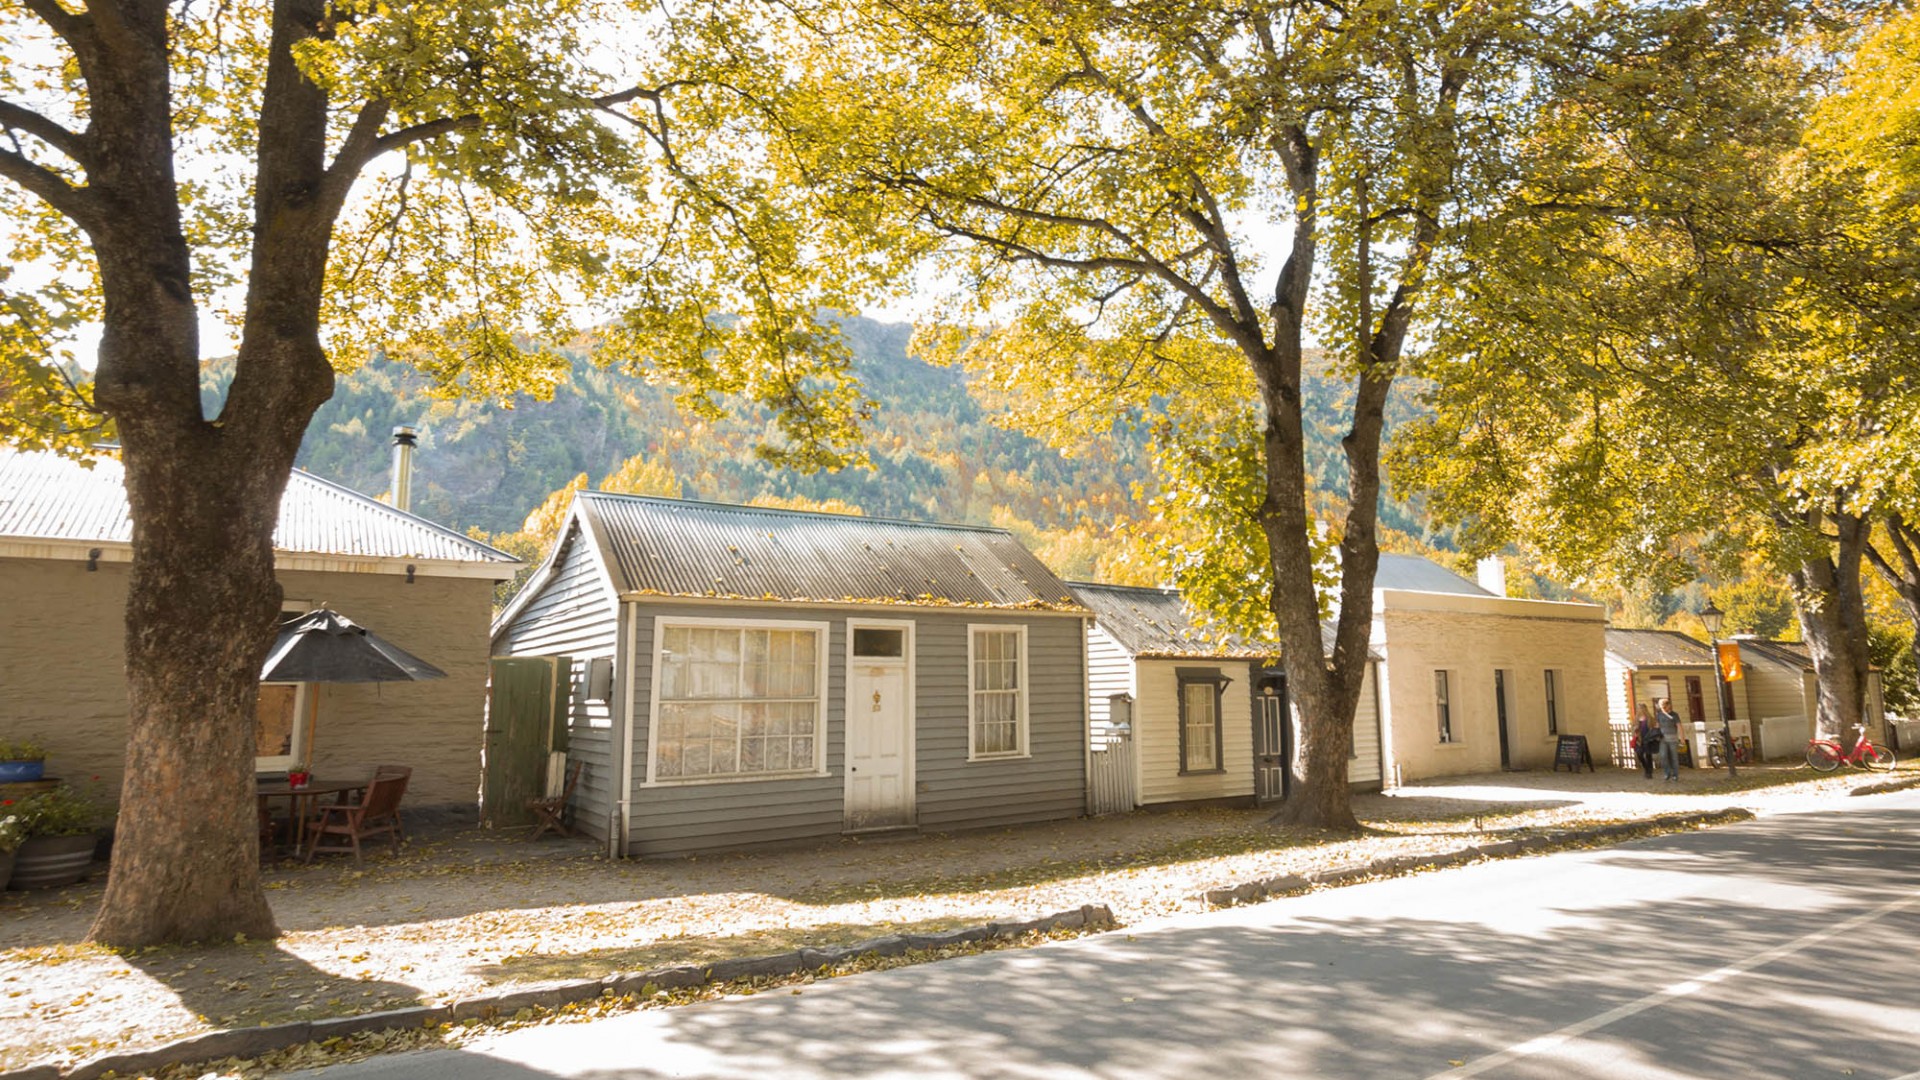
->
[[286, 762, 313, 790], [0, 807, 25, 890], [0, 737, 47, 783], [9, 783, 108, 890]]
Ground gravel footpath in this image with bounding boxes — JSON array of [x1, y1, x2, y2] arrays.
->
[[1, 762, 1905, 1074]]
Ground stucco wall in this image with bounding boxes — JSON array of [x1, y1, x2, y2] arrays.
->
[[1374, 591, 1609, 782], [0, 557, 498, 811]]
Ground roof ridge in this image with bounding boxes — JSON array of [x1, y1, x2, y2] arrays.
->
[[286, 468, 517, 562], [1068, 580, 1177, 595], [575, 489, 1020, 537]]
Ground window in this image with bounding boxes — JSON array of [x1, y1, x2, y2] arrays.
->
[[969, 626, 1027, 759], [852, 627, 905, 658], [1435, 670, 1455, 743], [654, 622, 823, 781], [255, 683, 307, 769], [1648, 676, 1671, 705], [256, 607, 311, 770], [1684, 676, 1706, 724], [1543, 670, 1560, 736], [1177, 670, 1227, 773]]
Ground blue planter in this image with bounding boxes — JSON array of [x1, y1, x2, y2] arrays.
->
[[0, 760, 45, 783]]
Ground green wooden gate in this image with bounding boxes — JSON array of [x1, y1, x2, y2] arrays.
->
[[482, 656, 570, 828]]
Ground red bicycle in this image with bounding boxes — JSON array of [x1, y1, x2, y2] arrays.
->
[[1805, 724, 1897, 772]]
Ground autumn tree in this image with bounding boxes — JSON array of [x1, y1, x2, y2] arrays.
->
[[1815, 8, 1920, 705], [1395, 2, 1919, 739], [660, 0, 1756, 826], [0, 0, 877, 945]]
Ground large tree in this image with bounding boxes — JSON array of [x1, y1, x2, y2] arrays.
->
[[0, 0, 874, 945], [660, 0, 1768, 826], [1395, 2, 1919, 740], [1816, 8, 1920, 704]]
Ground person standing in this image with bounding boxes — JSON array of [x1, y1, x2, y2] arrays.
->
[[1654, 697, 1683, 781], [1632, 702, 1659, 779]]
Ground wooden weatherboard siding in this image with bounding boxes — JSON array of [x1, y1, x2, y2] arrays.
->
[[1349, 662, 1383, 788], [1135, 658, 1254, 805], [490, 524, 620, 841], [1086, 624, 1135, 729], [619, 603, 1086, 857], [914, 613, 1085, 832]]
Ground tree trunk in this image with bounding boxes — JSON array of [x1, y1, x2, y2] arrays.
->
[[1790, 507, 1873, 742], [79, 0, 341, 945], [1865, 513, 1920, 705], [87, 431, 294, 945]]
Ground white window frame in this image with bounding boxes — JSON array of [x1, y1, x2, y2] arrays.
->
[[1435, 669, 1456, 744], [1543, 669, 1561, 736], [967, 623, 1030, 761], [643, 615, 831, 786]]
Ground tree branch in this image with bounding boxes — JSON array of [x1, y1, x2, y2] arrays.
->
[[0, 99, 92, 167], [18, 0, 90, 51], [0, 146, 98, 228]]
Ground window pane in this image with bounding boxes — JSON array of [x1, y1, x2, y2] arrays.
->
[[853, 627, 905, 658], [656, 624, 821, 780], [1182, 682, 1217, 770]]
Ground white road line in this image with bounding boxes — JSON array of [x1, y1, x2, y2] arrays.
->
[[1427, 890, 1920, 1080]]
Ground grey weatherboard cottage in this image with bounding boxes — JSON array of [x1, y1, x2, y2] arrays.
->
[[489, 492, 1091, 857]]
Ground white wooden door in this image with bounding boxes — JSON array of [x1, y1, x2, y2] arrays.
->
[[845, 622, 913, 830]]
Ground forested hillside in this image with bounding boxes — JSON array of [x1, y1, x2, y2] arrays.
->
[[202, 317, 1437, 548]]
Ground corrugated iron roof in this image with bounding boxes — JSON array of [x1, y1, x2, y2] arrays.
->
[[1605, 628, 1714, 667], [1071, 582, 1378, 661], [575, 492, 1082, 610], [1730, 636, 1814, 671], [0, 446, 517, 565], [1072, 582, 1274, 658], [1374, 554, 1493, 596]]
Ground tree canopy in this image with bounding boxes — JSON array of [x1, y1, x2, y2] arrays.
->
[[1393, 0, 1920, 736], [0, 0, 887, 945]]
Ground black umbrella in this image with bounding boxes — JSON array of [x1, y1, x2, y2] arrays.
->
[[260, 609, 447, 684]]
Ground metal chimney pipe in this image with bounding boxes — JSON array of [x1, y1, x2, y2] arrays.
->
[[390, 425, 418, 512]]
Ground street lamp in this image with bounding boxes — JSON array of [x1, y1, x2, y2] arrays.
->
[[1700, 600, 1737, 777]]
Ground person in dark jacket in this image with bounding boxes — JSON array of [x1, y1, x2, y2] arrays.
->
[[1632, 702, 1659, 779], [1654, 697, 1683, 781]]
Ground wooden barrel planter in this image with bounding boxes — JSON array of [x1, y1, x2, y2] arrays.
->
[[8, 834, 98, 890]]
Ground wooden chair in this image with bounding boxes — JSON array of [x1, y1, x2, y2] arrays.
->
[[371, 765, 412, 845], [527, 760, 584, 840], [304, 767, 411, 865]]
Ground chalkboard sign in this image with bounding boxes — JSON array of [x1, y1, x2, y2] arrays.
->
[[1552, 734, 1595, 773]]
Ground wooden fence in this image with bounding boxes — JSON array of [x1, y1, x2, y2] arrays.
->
[[1087, 723, 1136, 815]]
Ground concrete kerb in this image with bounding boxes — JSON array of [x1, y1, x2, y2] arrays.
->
[[1851, 774, 1920, 797], [10, 904, 1116, 1080], [1200, 809, 1756, 908]]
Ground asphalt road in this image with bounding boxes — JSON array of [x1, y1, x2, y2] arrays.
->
[[300, 790, 1920, 1080]]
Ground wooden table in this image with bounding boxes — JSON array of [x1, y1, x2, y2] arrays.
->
[[256, 778, 364, 858]]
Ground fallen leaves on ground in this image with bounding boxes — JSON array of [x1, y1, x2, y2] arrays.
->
[[0, 762, 1906, 1073]]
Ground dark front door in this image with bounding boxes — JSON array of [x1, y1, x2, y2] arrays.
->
[[1254, 673, 1289, 803], [1495, 669, 1513, 770]]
